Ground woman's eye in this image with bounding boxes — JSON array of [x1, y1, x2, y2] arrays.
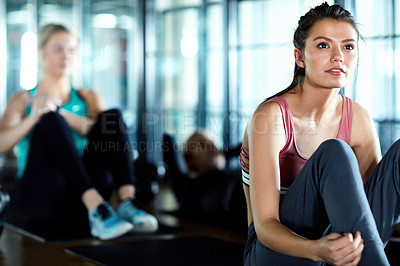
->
[[344, 44, 355, 50], [54, 46, 64, 54], [317, 43, 328, 49]]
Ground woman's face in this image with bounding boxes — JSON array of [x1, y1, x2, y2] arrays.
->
[[41, 31, 78, 77], [296, 18, 358, 90]]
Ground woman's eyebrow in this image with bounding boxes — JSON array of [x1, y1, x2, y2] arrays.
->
[[313, 36, 332, 42], [313, 36, 356, 42]]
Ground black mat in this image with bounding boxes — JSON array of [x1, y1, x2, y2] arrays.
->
[[158, 209, 247, 232], [3, 193, 182, 243], [386, 240, 400, 265], [5, 219, 182, 243], [65, 236, 244, 266]]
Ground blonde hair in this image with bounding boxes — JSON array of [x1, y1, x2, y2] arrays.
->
[[38, 24, 76, 49]]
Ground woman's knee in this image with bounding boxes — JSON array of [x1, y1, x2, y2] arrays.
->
[[314, 139, 362, 184], [35, 111, 67, 133], [317, 139, 355, 161], [93, 108, 126, 134], [97, 109, 123, 121]]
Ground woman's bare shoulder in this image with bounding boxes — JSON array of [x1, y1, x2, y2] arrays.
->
[[6, 90, 30, 111], [350, 100, 377, 145], [352, 100, 372, 125], [0, 90, 30, 127], [76, 88, 100, 99], [250, 100, 283, 128], [254, 99, 282, 117], [245, 100, 285, 145], [76, 88, 106, 115]]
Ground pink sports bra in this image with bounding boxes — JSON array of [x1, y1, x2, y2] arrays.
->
[[240, 95, 353, 192]]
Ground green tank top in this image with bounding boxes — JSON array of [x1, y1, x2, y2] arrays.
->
[[16, 87, 89, 180]]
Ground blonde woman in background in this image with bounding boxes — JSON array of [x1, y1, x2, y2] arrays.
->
[[0, 24, 157, 240]]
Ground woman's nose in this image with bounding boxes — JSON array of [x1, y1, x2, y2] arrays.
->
[[331, 46, 343, 62]]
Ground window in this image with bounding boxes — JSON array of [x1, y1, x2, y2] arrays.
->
[[353, 0, 400, 152]]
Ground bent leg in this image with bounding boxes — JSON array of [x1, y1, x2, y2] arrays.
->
[[83, 109, 135, 193], [244, 139, 389, 265], [280, 139, 388, 265], [18, 112, 93, 219], [365, 138, 400, 244]]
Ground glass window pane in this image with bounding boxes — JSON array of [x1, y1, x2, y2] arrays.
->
[[159, 8, 199, 144], [396, 0, 400, 35], [355, 0, 393, 37], [89, 1, 136, 110], [92, 28, 126, 108], [239, 49, 267, 113], [204, 4, 224, 144], [238, 1, 268, 46], [162, 55, 199, 110], [7, 2, 37, 96], [156, 0, 202, 11], [0, 1, 5, 114], [206, 51, 223, 144], [395, 39, 400, 118], [239, 45, 293, 114], [206, 4, 223, 49], [206, 113, 224, 147], [238, 0, 334, 46], [161, 9, 199, 109], [38, 2, 75, 27], [264, 0, 300, 44], [206, 51, 223, 112], [356, 39, 394, 120]]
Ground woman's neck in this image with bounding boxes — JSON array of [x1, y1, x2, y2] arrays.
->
[[37, 75, 71, 102], [286, 83, 341, 123]]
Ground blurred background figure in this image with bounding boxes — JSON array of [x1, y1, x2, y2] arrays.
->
[[163, 131, 246, 229], [0, 23, 158, 240], [183, 129, 226, 178]]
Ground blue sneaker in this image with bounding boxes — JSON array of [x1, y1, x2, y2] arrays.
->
[[117, 200, 158, 232], [89, 202, 133, 240]]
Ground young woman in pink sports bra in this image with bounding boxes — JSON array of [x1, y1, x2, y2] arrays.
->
[[242, 3, 399, 266]]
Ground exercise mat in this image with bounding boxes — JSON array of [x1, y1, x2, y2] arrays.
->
[[65, 236, 244, 266], [386, 239, 400, 265], [5, 218, 182, 243]]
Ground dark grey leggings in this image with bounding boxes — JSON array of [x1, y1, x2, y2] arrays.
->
[[244, 139, 400, 265]]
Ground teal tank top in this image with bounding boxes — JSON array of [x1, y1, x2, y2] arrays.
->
[[16, 87, 89, 179]]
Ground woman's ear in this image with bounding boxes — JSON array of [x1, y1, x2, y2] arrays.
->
[[294, 48, 305, 68]]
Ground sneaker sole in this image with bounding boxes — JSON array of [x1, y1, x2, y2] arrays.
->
[[91, 223, 133, 240], [131, 221, 159, 233]]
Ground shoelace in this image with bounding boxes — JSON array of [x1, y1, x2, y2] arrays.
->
[[96, 204, 113, 220]]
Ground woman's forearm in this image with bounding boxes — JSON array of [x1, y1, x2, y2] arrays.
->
[[256, 218, 319, 261], [0, 115, 37, 154], [58, 109, 94, 136]]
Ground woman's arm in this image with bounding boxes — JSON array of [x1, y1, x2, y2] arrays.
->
[[59, 89, 106, 136], [248, 102, 363, 264], [350, 102, 382, 183], [0, 91, 59, 153], [249, 102, 317, 258]]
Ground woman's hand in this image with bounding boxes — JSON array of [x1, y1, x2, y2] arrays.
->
[[314, 231, 364, 265], [29, 95, 61, 122]]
